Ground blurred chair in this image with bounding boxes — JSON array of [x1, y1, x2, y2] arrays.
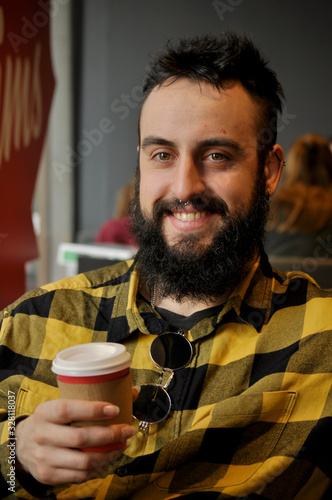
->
[[78, 256, 122, 273], [269, 255, 332, 288]]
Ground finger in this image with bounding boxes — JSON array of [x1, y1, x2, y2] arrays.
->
[[30, 449, 121, 486], [132, 386, 140, 402], [51, 445, 127, 470], [35, 399, 121, 424], [33, 444, 126, 485], [34, 421, 137, 450], [35, 466, 93, 486]]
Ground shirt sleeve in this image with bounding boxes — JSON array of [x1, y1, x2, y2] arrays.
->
[[0, 301, 57, 498]]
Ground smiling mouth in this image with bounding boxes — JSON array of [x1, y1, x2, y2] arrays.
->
[[172, 211, 208, 222]]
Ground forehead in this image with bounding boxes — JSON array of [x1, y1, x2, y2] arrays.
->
[[139, 78, 259, 143]]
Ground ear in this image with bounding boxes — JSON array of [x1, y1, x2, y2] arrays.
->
[[264, 144, 284, 197]]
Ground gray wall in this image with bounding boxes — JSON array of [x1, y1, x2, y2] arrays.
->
[[75, 0, 332, 238]]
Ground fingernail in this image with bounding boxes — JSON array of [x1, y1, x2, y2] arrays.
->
[[133, 386, 141, 394], [104, 405, 120, 417]]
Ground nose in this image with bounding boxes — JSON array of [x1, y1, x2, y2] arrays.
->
[[170, 154, 205, 201]]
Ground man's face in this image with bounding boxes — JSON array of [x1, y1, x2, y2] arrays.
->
[[130, 78, 278, 303], [138, 78, 261, 251]]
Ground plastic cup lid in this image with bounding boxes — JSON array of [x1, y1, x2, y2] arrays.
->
[[51, 342, 132, 377]]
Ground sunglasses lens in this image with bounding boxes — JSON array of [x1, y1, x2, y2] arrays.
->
[[150, 332, 193, 370], [133, 384, 171, 424]]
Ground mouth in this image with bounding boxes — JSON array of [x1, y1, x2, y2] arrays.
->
[[172, 211, 208, 222]]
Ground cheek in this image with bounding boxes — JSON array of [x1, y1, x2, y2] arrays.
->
[[139, 174, 160, 213], [213, 175, 255, 212], [139, 171, 167, 210], [139, 186, 149, 213]]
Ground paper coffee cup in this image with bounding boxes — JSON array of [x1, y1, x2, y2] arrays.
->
[[52, 342, 132, 452]]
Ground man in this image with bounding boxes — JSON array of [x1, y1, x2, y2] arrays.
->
[[0, 32, 331, 499]]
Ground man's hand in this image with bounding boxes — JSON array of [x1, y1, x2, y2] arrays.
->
[[15, 398, 137, 486]]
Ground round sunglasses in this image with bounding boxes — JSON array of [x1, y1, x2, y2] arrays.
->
[[133, 330, 193, 433]]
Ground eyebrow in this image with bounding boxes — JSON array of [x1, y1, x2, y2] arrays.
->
[[141, 136, 176, 150], [141, 135, 245, 157], [197, 138, 245, 156]]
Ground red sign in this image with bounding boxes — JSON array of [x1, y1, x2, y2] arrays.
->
[[0, 1, 55, 308]]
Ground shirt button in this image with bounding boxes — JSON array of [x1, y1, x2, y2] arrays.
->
[[116, 467, 128, 477]]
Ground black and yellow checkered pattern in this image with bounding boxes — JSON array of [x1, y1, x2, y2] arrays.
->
[[0, 255, 331, 499]]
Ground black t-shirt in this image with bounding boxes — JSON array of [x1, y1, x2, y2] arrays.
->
[[154, 303, 223, 331]]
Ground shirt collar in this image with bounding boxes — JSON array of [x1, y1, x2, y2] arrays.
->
[[124, 253, 273, 340], [222, 256, 261, 316]]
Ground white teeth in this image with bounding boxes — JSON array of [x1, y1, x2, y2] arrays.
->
[[173, 211, 207, 221]]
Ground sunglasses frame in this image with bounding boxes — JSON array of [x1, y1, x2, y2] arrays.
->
[[133, 331, 193, 433]]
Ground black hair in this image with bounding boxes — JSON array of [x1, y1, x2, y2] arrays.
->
[[140, 32, 285, 166]]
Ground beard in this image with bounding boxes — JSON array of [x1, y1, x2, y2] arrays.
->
[[129, 170, 269, 304]]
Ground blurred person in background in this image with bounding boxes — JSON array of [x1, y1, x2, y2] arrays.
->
[[95, 176, 136, 246], [265, 133, 332, 256]]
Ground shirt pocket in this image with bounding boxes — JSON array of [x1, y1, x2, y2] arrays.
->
[[16, 377, 60, 417], [153, 390, 297, 495], [210, 390, 298, 489]]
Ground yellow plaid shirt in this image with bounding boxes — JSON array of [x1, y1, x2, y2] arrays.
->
[[0, 255, 331, 499]]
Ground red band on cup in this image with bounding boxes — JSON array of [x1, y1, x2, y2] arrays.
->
[[57, 368, 129, 384], [80, 440, 127, 453]]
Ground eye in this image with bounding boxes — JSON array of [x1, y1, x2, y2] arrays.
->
[[153, 152, 171, 161], [210, 152, 228, 161]]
